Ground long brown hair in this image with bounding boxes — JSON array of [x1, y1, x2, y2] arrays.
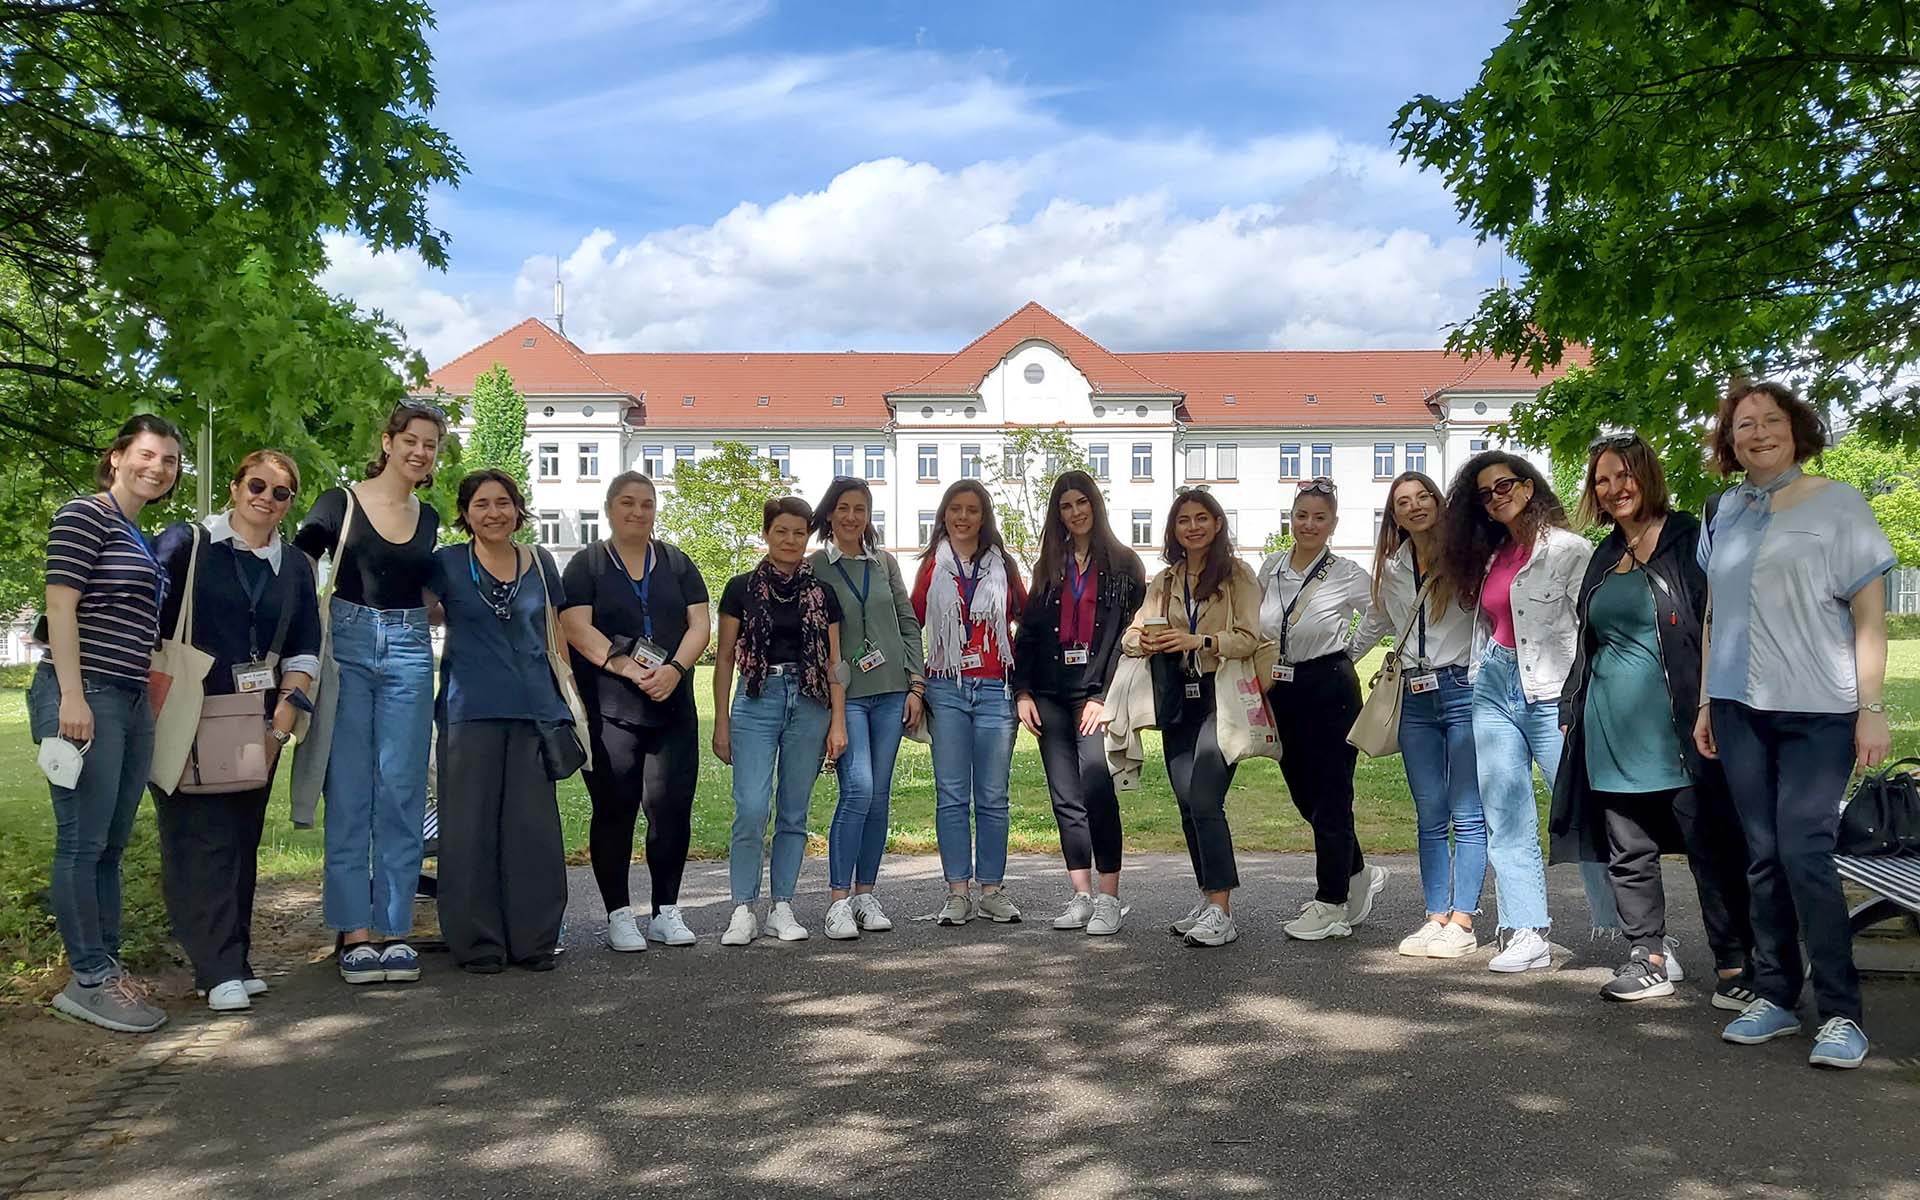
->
[[1574, 435, 1671, 528], [365, 400, 448, 488], [919, 479, 1008, 566], [1161, 488, 1235, 601], [1033, 470, 1129, 587], [1372, 471, 1454, 612]]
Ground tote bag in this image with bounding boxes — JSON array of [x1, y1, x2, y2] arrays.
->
[[289, 491, 359, 828], [178, 564, 300, 795], [1211, 570, 1283, 766], [1345, 578, 1434, 759], [149, 527, 215, 789]]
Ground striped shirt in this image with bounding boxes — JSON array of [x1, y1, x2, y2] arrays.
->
[[45, 496, 163, 686]]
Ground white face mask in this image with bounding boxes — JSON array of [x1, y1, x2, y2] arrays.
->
[[38, 736, 88, 789]]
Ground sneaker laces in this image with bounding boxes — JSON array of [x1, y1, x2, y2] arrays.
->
[[106, 973, 153, 1005], [1814, 1017, 1861, 1043]]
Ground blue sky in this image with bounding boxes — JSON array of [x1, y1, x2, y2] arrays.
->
[[321, 0, 1522, 366]]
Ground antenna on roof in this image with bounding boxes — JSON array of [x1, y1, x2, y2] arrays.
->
[[553, 258, 566, 338]]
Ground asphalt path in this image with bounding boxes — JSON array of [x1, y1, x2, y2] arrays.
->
[[72, 853, 1920, 1200]]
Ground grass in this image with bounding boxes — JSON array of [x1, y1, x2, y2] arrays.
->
[[5, 644, 1919, 983]]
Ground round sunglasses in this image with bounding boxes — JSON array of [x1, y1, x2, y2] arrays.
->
[[242, 477, 295, 503]]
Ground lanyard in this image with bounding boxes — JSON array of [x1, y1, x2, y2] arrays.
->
[[607, 541, 655, 641], [1062, 552, 1092, 646], [1181, 571, 1202, 676], [1410, 549, 1429, 664], [231, 550, 272, 659], [949, 546, 981, 628], [1278, 549, 1331, 663], [834, 556, 872, 608], [105, 493, 166, 611]]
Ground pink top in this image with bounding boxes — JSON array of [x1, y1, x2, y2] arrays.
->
[[1482, 540, 1531, 649]]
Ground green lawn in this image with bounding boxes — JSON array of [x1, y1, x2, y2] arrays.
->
[[4, 644, 1918, 980]]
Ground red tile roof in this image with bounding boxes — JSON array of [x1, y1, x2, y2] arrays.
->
[[891, 301, 1178, 397], [429, 318, 622, 397], [594, 352, 948, 429]]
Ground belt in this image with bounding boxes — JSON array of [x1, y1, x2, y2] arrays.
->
[[765, 662, 802, 677]]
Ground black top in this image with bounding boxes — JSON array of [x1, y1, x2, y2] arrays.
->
[[1009, 545, 1147, 705], [292, 487, 440, 611], [44, 496, 165, 688], [561, 539, 708, 728], [720, 571, 844, 667], [155, 524, 324, 714]]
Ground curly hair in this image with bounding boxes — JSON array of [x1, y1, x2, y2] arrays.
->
[[1442, 451, 1567, 606], [1709, 380, 1827, 476]]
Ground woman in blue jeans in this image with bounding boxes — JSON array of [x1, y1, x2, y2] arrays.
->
[[35, 414, 182, 1033], [911, 481, 1028, 927], [808, 478, 923, 941], [293, 400, 446, 985], [1351, 471, 1485, 960], [713, 497, 848, 946], [1444, 451, 1617, 974]]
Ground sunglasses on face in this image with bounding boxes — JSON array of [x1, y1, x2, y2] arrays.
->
[[243, 477, 295, 503], [1296, 477, 1337, 497], [1476, 476, 1526, 506]]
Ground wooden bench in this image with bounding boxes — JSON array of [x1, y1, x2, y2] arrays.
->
[[1833, 855, 1920, 954]]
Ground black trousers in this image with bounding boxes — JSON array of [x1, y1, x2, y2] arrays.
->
[[437, 720, 567, 966], [1267, 654, 1364, 903], [1599, 787, 1754, 970], [1033, 692, 1122, 875], [583, 715, 698, 913], [1162, 680, 1239, 892], [1710, 701, 1861, 1023], [154, 783, 270, 991]]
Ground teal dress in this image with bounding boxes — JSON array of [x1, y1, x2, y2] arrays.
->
[[1582, 571, 1689, 794]]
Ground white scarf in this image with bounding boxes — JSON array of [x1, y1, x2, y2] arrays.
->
[[925, 543, 1012, 675]]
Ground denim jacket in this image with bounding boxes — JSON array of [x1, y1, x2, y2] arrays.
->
[[1467, 526, 1594, 704]]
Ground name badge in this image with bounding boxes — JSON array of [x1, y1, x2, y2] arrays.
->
[[631, 637, 668, 670], [1063, 647, 1089, 666], [232, 661, 275, 694], [1271, 664, 1295, 683], [1408, 672, 1440, 695], [1184, 680, 1203, 700], [857, 647, 887, 672], [960, 651, 984, 670]]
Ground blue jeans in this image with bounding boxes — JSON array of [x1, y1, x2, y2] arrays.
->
[[828, 691, 907, 891], [1473, 644, 1622, 934], [926, 676, 1016, 886], [31, 665, 152, 984], [1397, 665, 1487, 916], [322, 599, 434, 937], [727, 674, 830, 903]]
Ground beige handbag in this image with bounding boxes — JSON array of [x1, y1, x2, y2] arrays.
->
[[148, 527, 215, 789], [178, 557, 297, 795], [289, 490, 359, 827], [1346, 578, 1435, 758]]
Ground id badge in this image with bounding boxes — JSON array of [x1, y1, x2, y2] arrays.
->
[[1184, 680, 1203, 700], [631, 637, 668, 670], [857, 647, 887, 673], [1271, 664, 1295, 683], [1408, 672, 1440, 695], [1063, 647, 1089, 666], [961, 651, 984, 670], [232, 660, 275, 694]]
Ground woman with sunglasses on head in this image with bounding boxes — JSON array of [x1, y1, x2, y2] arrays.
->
[[1443, 451, 1620, 973], [808, 478, 923, 941], [149, 452, 321, 1012], [1351, 473, 1486, 959], [1123, 489, 1261, 948], [293, 400, 446, 986], [1549, 434, 1754, 1006], [1255, 478, 1387, 941], [1696, 381, 1892, 1069], [713, 497, 848, 945], [912, 481, 1028, 926], [1011, 471, 1146, 935], [560, 472, 711, 951], [32, 415, 182, 1033], [425, 470, 572, 973]]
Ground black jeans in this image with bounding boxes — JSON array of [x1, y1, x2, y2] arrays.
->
[[1710, 701, 1861, 1023], [1162, 680, 1239, 892], [583, 715, 698, 913], [1599, 787, 1754, 970], [1267, 654, 1364, 904], [154, 784, 270, 991], [1033, 692, 1122, 875], [437, 720, 568, 966]]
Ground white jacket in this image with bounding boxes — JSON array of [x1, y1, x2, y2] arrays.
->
[[1099, 653, 1157, 792], [1468, 526, 1595, 703]]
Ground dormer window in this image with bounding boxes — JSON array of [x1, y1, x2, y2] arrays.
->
[[682, 395, 695, 407], [522, 337, 537, 348], [1223, 394, 1237, 406], [756, 396, 769, 407], [1373, 393, 1386, 405], [1305, 393, 1319, 404], [832, 395, 845, 406]]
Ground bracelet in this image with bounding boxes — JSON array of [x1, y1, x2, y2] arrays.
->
[[666, 659, 689, 677]]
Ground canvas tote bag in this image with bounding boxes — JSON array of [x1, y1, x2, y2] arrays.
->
[[289, 490, 359, 828], [1213, 571, 1284, 766], [177, 563, 300, 795], [1345, 578, 1435, 759], [148, 527, 215, 788]]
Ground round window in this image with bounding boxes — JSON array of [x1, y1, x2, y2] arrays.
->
[[1093, 405, 1107, 418], [920, 406, 934, 419], [581, 404, 595, 417], [1135, 405, 1149, 418], [1473, 401, 1489, 416], [964, 406, 976, 419], [1024, 363, 1045, 384], [542, 405, 556, 418]]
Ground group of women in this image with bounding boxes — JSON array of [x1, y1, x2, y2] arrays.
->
[[35, 380, 1895, 1072]]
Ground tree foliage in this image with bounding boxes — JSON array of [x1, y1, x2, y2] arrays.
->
[[465, 365, 530, 494], [982, 426, 1092, 566], [655, 442, 791, 592], [1393, 0, 1920, 475], [1813, 431, 1920, 567]]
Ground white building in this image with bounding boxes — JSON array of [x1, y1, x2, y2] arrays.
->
[[428, 302, 1571, 570]]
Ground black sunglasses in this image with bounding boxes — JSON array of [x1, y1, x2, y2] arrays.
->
[[1296, 477, 1338, 497], [1475, 476, 1527, 506], [243, 477, 295, 503], [1588, 431, 1643, 453]]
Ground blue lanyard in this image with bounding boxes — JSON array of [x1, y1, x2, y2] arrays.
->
[[105, 493, 166, 611], [231, 549, 271, 658], [834, 556, 872, 607], [607, 541, 655, 641], [1182, 572, 1201, 633], [949, 546, 981, 626], [1063, 552, 1092, 646]]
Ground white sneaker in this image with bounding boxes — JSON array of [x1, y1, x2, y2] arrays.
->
[[721, 904, 759, 946], [1086, 894, 1123, 937], [647, 905, 697, 946], [205, 980, 251, 1013], [1397, 920, 1446, 957], [1661, 936, 1686, 982], [1345, 865, 1389, 928], [974, 890, 1023, 923], [935, 892, 973, 926], [851, 894, 894, 931], [1427, 923, 1480, 959], [606, 906, 648, 952], [1489, 928, 1552, 973], [1168, 900, 1208, 937], [1183, 904, 1239, 947], [242, 978, 269, 997], [766, 901, 810, 942], [824, 899, 860, 940], [1052, 892, 1095, 930], [1284, 900, 1353, 941]]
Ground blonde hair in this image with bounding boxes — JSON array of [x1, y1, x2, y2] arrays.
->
[[231, 449, 301, 496]]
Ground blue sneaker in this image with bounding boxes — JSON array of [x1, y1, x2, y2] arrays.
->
[[1722, 998, 1801, 1044], [339, 942, 385, 985], [379, 941, 422, 983], [1808, 1017, 1869, 1069]]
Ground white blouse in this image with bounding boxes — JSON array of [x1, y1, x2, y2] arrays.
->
[[1255, 550, 1372, 664]]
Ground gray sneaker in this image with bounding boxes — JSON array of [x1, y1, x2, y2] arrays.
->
[[935, 892, 973, 926], [52, 975, 167, 1034], [1169, 900, 1208, 937], [1086, 894, 1123, 936], [974, 890, 1023, 923], [1052, 892, 1095, 930]]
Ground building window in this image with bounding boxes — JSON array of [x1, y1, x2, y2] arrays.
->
[[1131, 443, 1153, 480], [1024, 362, 1045, 384], [1311, 443, 1333, 478], [769, 445, 791, 477], [833, 445, 854, 477], [1131, 510, 1153, 546], [1280, 444, 1301, 479], [865, 445, 886, 480], [1405, 443, 1426, 474], [1279, 511, 1293, 540], [674, 445, 695, 475], [578, 511, 600, 545], [641, 446, 664, 478], [537, 444, 559, 479], [1185, 444, 1206, 481], [1374, 509, 1387, 533], [1216, 444, 1238, 480], [1224, 510, 1239, 545], [918, 511, 936, 547], [1470, 437, 1489, 453], [1006, 447, 1026, 478], [578, 443, 600, 479], [1373, 443, 1394, 478], [872, 511, 887, 545], [1089, 443, 1109, 480], [538, 511, 563, 545], [1044, 448, 1063, 476], [918, 444, 938, 480], [960, 444, 982, 479]]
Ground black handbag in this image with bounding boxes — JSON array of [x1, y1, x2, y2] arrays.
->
[[1837, 758, 1920, 856], [534, 720, 588, 782]]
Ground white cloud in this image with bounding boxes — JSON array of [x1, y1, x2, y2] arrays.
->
[[317, 233, 513, 366]]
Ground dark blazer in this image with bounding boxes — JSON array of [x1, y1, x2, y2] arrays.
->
[[1548, 511, 1730, 864], [155, 522, 324, 711], [1009, 544, 1147, 706]]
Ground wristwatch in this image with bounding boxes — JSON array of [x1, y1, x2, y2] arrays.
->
[[271, 727, 296, 747], [1202, 635, 1214, 652], [1861, 702, 1886, 714]]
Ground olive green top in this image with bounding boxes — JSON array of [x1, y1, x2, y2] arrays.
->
[[807, 546, 924, 699], [1582, 571, 1689, 794]]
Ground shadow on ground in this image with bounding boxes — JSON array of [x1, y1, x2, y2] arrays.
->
[[71, 854, 1920, 1200]]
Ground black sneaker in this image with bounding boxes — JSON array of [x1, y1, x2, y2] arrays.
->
[[460, 957, 505, 975], [1712, 975, 1762, 1011], [1601, 948, 1675, 1002]]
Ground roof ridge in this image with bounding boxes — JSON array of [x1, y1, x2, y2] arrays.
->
[[894, 303, 1042, 392], [428, 316, 552, 384], [546, 323, 625, 395]]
